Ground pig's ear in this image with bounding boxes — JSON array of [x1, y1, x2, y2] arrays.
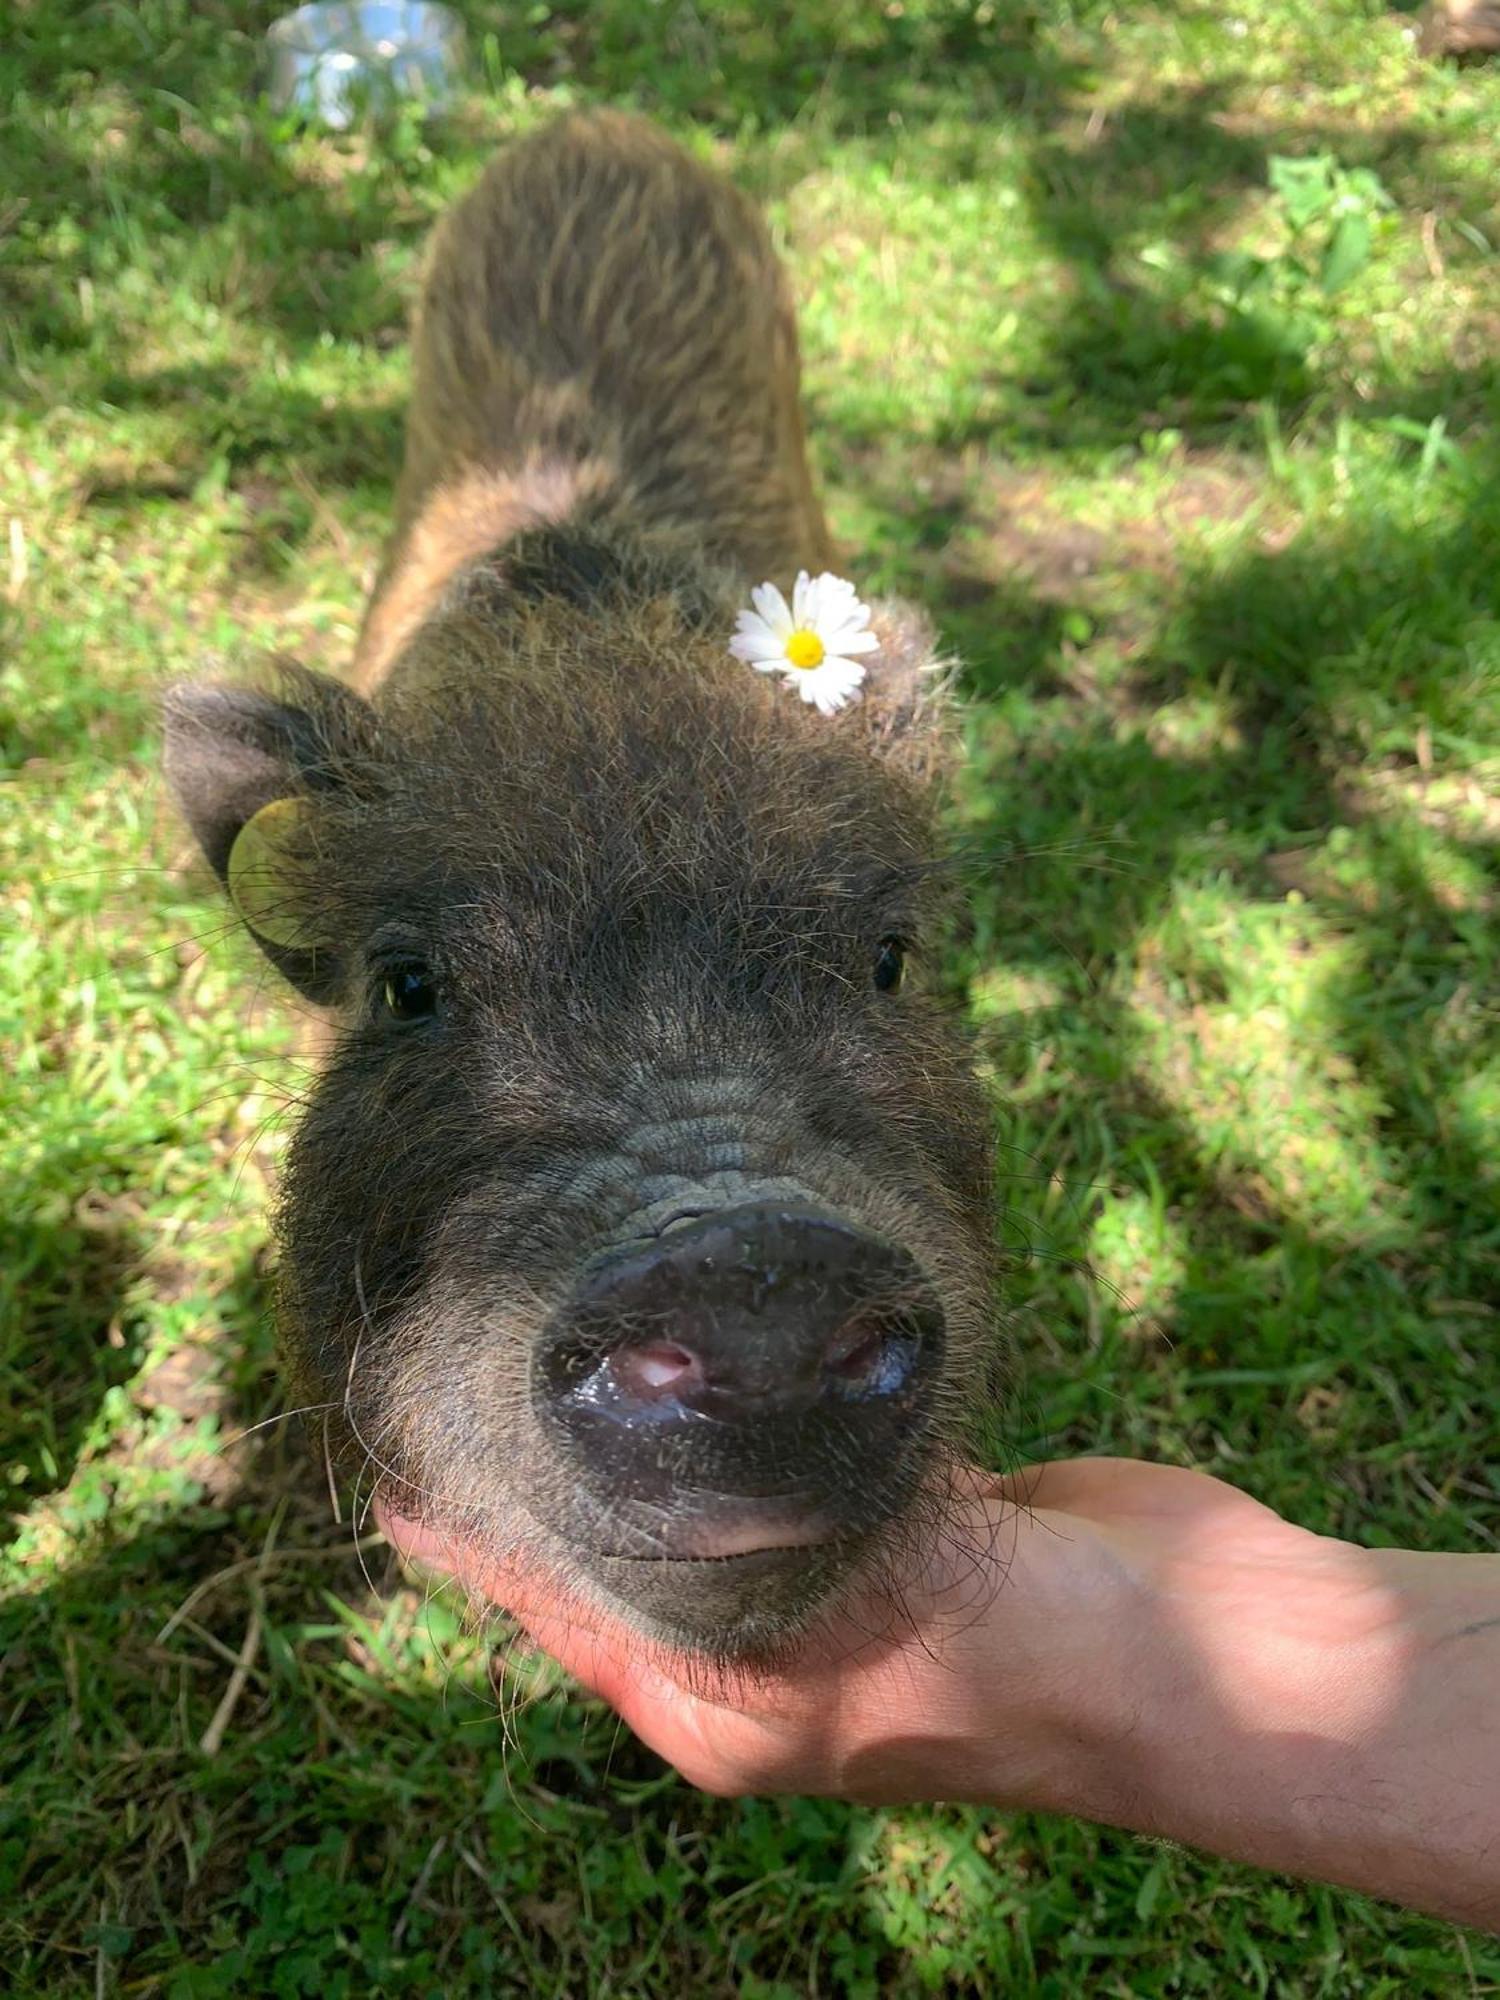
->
[[847, 598, 959, 782], [162, 665, 378, 1003]]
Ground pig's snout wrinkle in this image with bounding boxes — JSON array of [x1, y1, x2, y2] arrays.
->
[[532, 1201, 944, 1548]]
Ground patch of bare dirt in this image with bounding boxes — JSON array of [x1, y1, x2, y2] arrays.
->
[[980, 453, 1269, 601]]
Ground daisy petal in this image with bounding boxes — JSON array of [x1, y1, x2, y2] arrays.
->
[[795, 658, 866, 714], [791, 569, 814, 628], [729, 622, 789, 665], [810, 676, 860, 717], [822, 625, 879, 656], [750, 582, 793, 637], [812, 573, 863, 623], [822, 590, 870, 624]]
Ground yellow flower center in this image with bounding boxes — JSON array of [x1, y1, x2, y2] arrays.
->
[[784, 628, 826, 670]]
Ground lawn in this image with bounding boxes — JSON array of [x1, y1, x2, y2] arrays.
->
[[3, 0, 1498, 1991]]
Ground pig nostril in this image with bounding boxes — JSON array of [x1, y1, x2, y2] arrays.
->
[[821, 1315, 922, 1399], [825, 1322, 885, 1380], [609, 1340, 701, 1402]]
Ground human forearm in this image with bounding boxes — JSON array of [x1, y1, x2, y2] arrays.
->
[[1069, 1509, 1500, 1930]]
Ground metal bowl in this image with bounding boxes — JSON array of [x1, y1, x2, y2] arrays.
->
[[265, 2, 466, 129]]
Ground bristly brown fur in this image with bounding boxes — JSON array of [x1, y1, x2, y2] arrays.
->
[[164, 111, 1002, 1661]]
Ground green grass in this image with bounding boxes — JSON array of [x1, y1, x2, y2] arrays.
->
[[4, 0, 1499, 1991]]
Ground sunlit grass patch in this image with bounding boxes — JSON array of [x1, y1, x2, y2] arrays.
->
[[1088, 1184, 1191, 1324]]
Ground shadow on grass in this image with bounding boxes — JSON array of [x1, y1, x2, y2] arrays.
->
[[906, 452, 1500, 1534], [0, 1200, 144, 1535], [0, 1295, 876, 1993], [5, 0, 1497, 458], [87, 362, 408, 499]]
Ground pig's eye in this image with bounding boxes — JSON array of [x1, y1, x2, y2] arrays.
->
[[381, 961, 438, 1024], [873, 937, 906, 993]]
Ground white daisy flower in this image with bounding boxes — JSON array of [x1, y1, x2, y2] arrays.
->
[[729, 570, 879, 716]]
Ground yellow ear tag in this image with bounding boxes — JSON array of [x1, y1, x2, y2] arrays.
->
[[226, 797, 322, 950]]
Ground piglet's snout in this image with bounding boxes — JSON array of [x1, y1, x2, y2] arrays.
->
[[534, 1203, 944, 1524]]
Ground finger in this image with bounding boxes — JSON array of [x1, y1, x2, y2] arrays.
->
[[510, 1599, 797, 1795]]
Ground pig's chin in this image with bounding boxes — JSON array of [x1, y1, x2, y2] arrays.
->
[[534, 1484, 853, 1564], [377, 1495, 882, 1661], [514, 1462, 921, 1655]]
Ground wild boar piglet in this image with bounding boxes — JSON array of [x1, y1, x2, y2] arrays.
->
[[166, 112, 1002, 1663]]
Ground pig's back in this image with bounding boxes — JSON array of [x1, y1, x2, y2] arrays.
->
[[356, 113, 830, 690]]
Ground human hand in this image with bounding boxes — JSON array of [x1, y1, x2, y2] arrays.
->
[[383, 1458, 1500, 1930], [379, 1457, 1316, 1811]]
